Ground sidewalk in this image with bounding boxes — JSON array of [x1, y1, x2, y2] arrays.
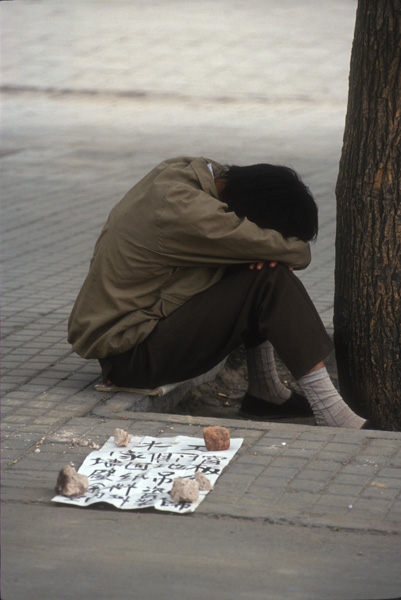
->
[[2, 1, 401, 599], [3, 410, 401, 600]]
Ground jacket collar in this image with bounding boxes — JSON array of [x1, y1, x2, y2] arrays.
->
[[190, 157, 224, 199]]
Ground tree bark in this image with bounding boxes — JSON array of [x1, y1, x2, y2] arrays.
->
[[334, 1, 401, 430]]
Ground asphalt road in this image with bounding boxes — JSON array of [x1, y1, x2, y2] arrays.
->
[[4, 503, 401, 600]]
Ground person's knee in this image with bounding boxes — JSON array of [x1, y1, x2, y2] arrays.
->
[[259, 262, 296, 283]]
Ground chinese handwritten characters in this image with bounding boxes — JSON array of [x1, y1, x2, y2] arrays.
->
[[52, 435, 243, 513]]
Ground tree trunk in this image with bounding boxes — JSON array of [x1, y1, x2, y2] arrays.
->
[[334, 1, 401, 430]]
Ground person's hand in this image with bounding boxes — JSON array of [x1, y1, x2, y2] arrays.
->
[[249, 262, 265, 270], [248, 261, 293, 271]]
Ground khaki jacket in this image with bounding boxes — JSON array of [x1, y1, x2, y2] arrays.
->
[[68, 157, 311, 359]]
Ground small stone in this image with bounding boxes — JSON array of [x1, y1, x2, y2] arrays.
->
[[203, 426, 230, 451], [71, 438, 88, 447], [195, 471, 213, 491], [114, 428, 132, 447], [170, 477, 199, 503], [55, 465, 89, 497]]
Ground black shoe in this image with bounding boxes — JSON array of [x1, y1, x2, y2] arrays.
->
[[239, 391, 313, 419], [361, 420, 383, 430]]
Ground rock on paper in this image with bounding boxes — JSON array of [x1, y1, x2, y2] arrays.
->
[[52, 435, 243, 513]]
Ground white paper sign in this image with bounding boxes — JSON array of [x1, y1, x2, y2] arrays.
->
[[52, 435, 243, 513]]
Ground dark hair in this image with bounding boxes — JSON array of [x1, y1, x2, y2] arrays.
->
[[219, 164, 318, 241]]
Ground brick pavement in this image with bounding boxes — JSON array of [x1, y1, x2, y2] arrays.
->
[[3, 3, 401, 598], [3, 407, 401, 534], [2, 0, 401, 542], [1, 0, 354, 406]]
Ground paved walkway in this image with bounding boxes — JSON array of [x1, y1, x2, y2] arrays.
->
[[2, 1, 401, 599]]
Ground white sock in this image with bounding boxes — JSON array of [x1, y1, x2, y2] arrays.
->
[[246, 340, 291, 404], [298, 367, 366, 428]]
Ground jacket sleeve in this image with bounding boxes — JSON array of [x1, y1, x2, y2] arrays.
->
[[157, 183, 311, 270]]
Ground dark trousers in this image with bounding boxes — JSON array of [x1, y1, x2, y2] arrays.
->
[[100, 264, 333, 388]]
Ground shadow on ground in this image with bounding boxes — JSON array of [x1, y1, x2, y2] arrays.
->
[[173, 345, 338, 424]]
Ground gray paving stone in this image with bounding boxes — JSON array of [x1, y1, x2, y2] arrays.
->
[[295, 468, 334, 482], [250, 444, 287, 456], [268, 456, 308, 470], [2, 415, 32, 424], [386, 507, 401, 521], [235, 454, 274, 467], [373, 467, 401, 480], [351, 497, 394, 513], [360, 486, 400, 501], [229, 463, 268, 477], [275, 491, 317, 508], [324, 483, 363, 497], [17, 384, 53, 394], [287, 478, 326, 493], [11, 407, 48, 418], [261, 464, 300, 479], [340, 463, 380, 476], [308, 504, 348, 517], [23, 400, 59, 410], [331, 473, 373, 486], [243, 486, 281, 501], [372, 475, 401, 489]]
